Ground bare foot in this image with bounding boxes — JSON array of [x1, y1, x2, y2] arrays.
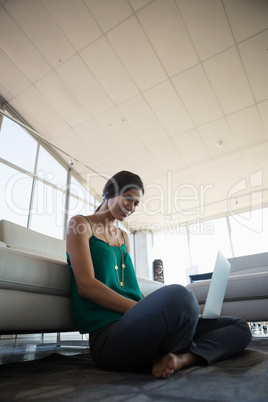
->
[[152, 352, 203, 379]]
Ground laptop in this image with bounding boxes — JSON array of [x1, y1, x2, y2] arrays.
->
[[201, 251, 231, 319]]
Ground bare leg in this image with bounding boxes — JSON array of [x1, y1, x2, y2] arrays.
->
[[152, 352, 204, 379]]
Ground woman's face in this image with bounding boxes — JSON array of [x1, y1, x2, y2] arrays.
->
[[108, 188, 143, 221]]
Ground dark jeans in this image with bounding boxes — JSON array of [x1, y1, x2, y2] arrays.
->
[[90, 284, 252, 371]]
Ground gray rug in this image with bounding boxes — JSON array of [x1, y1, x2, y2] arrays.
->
[[1, 341, 268, 401]]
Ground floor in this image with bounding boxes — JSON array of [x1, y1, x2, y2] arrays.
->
[[0, 323, 267, 366], [0, 332, 90, 365]]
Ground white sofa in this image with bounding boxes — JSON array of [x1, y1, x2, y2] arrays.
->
[[186, 252, 268, 322], [0, 220, 163, 335]]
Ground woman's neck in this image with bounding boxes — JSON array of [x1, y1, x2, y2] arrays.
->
[[94, 209, 115, 231], [94, 211, 122, 246]]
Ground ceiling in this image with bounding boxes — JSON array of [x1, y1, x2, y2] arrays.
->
[[0, 0, 268, 232]]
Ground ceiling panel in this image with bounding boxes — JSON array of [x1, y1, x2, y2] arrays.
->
[[227, 106, 267, 150], [128, 0, 152, 11], [95, 107, 144, 155], [0, 83, 12, 102], [0, 8, 51, 81], [124, 147, 163, 181], [203, 47, 254, 115], [258, 100, 268, 136], [243, 144, 268, 181], [35, 71, 90, 127], [107, 16, 167, 90], [148, 138, 187, 172], [198, 118, 239, 161], [144, 80, 194, 136], [137, 0, 198, 76], [5, 0, 75, 67], [118, 94, 168, 146], [217, 159, 247, 189], [239, 31, 268, 103], [177, 0, 234, 60], [13, 85, 69, 137], [84, 0, 133, 32], [56, 54, 113, 116], [53, 128, 100, 168], [9, 97, 54, 141], [172, 129, 211, 166], [41, 0, 102, 51], [0, 49, 30, 96], [81, 37, 138, 104], [103, 155, 137, 176], [172, 65, 222, 125], [224, 0, 268, 42], [74, 118, 123, 164]]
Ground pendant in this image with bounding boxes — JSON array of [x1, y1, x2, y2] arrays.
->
[[115, 265, 118, 270], [119, 282, 123, 287], [121, 263, 126, 269]]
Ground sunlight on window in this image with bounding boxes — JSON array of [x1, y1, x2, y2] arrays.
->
[[70, 175, 93, 202], [0, 116, 37, 172], [152, 230, 190, 286], [67, 195, 95, 223], [230, 207, 268, 256], [189, 217, 232, 274], [30, 180, 66, 239], [0, 162, 33, 226], [36, 146, 67, 187]]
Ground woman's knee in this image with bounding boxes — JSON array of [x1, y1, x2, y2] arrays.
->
[[234, 317, 252, 346], [158, 284, 200, 318]]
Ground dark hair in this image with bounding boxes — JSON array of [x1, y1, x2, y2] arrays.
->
[[96, 171, 144, 211]]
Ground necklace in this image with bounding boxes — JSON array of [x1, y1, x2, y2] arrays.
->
[[96, 214, 126, 287]]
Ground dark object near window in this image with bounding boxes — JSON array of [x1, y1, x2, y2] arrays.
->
[[153, 259, 164, 283], [189, 272, 213, 283]]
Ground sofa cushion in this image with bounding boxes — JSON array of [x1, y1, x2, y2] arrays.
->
[[228, 252, 268, 274], [187, 271, 268, 304], [229, 266, 268, 276], [0, 220, 66, 261], [0, 247, 70, 297], [0, 289, 77, 333]]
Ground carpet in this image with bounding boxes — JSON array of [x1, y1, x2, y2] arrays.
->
[[1, 341, 268, 401]]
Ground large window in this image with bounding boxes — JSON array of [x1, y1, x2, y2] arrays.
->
[[68, 195, 95, 222], [67, 175, 96, 224], [0, 162, 33, 226], [229, 208, 268, 257], [36, 146, 67, 186], [0, 113, 98, 239], [0, 116, 37, 172], [152, 229, 190, 285], [152, 209, 268, 286], [29, 181, 66, 239], [189, 217, 232, 275]]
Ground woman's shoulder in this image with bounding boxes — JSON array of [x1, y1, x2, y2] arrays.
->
[[67, 215, 95, 237]]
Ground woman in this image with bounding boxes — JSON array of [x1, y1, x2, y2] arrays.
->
[[66, 171, 251, 379]]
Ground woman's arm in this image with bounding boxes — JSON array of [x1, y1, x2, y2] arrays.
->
[[66, 216, 137, 314]]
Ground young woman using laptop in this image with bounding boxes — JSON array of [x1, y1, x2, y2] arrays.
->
[[66, 171, 251, 379]]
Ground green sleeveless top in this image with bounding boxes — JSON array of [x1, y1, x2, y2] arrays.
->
[[67, 216, 143, 334]]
